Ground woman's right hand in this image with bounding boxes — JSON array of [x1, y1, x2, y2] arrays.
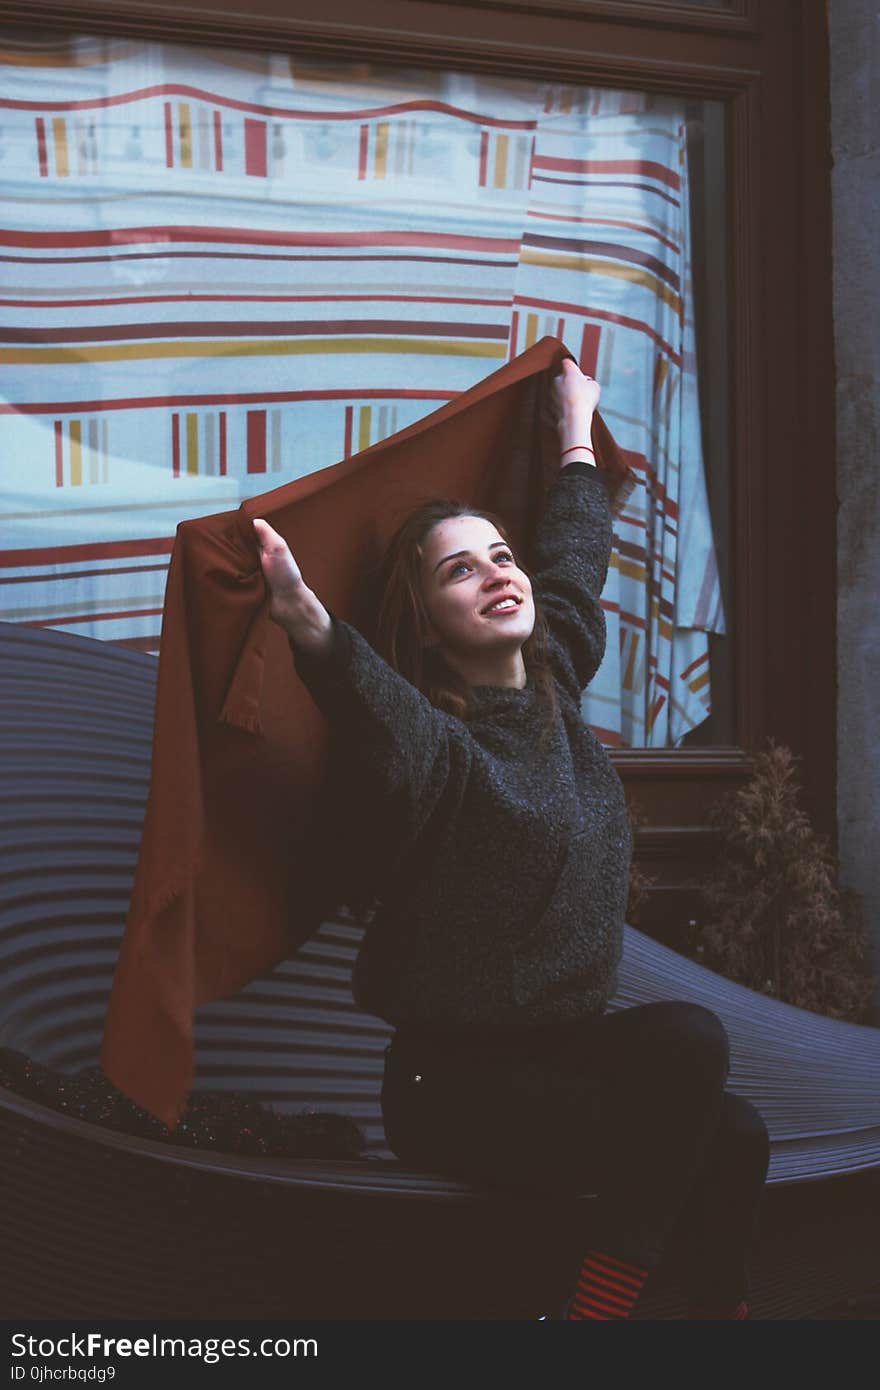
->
[[252, 518, 334, 653], [252, 518, 304, 621]]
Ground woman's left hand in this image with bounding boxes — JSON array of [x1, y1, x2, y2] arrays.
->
[[551, 358, 602, 422]]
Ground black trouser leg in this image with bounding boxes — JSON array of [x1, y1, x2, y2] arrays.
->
[[381, 1000, 769, 1299], [669, 1089, 771, 1309]]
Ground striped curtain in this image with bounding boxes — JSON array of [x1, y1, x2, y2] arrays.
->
[[0, 34, 726, 747]]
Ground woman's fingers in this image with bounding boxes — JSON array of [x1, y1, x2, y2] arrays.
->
[[556, 360, 598, 390], [252, 516, 284, 550], [553, 359, 601, 408], [251, 517, 304, 593]]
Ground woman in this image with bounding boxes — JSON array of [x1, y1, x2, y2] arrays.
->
[[253, 359, 770, 1320]]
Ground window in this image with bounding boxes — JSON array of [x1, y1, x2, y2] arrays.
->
[[0, 0, 835, 940], [0, 35, 732, 751]]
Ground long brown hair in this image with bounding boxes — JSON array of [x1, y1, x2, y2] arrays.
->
[[368, 499, 558, 743]]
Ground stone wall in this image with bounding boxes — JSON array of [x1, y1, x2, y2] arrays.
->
[[829, 0, 880, 1020]]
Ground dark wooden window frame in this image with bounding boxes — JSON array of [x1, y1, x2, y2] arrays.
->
[[0, 0, 836, 945]]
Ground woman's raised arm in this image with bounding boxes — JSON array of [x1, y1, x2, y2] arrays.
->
[[252, 517, 333, 657], [528, 362, 615, 698], [252, 517, 466, 835], [551, 357, 602, 470]]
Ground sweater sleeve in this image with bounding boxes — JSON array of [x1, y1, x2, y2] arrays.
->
[[289, 612, 465, 838], [528, 461, 614, 699]]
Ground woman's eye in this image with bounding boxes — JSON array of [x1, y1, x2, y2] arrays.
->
[[447, 551, 513, 579]]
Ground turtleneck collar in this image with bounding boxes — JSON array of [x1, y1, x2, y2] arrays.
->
[[467, 670, 537, 709]]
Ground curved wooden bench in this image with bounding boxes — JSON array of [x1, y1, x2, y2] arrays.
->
[[1, 620, 878, 1319]]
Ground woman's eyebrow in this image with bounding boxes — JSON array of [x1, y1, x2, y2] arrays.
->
[[433, 540, 511, 573]]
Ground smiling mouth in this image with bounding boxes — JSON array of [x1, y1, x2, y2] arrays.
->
[[481, 595, 522, 615]]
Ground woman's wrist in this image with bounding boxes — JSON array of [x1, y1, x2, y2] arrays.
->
[[275, 585, 334, 655], [558, 407, 595, 455], [559, 446, 598, 469]]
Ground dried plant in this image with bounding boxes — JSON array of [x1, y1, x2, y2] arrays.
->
[[693, 739, 874, 1023]]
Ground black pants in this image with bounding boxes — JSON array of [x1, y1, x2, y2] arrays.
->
[[381, 1000, 771, 1308]]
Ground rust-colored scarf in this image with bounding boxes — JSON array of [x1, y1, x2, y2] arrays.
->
[[100, 336, 638, 1128]]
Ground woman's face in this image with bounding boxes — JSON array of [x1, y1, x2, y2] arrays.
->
[[418, 514, 535, 659]]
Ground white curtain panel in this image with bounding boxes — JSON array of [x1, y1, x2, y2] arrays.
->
[[0, 37, 725, 747]]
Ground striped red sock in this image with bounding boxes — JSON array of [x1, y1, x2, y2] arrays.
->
[[566, 1248, 652, 1319], [690, 1299, 750, 1320]]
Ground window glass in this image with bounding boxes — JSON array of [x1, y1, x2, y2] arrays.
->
[[0, 31, 731, 748]]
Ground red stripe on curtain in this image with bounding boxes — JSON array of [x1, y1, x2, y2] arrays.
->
[[35, 117, 48, 176], [0, 253, 516, 271], [579, 322, 601, 375], [2, 318, 510, 345], [344, 404, 353, 459], [0, 561, 168, 586], [244, 118, 267, 177], [532, 154, 681, 191], [163, 101, 173, 167], [0, 292, 507, 309], [0, 226, 521, 252], [1, 538, 174, 566], [1, 86, 539, 129], [24, 606, 164, 628], [358, 123, 368, 180], [2, 388, 453, 415], [53, 419, 63, 486], [246, 410, 266, 473]]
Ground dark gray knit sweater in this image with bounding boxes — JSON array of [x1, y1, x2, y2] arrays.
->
[[290, 461, 633, 1030]]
